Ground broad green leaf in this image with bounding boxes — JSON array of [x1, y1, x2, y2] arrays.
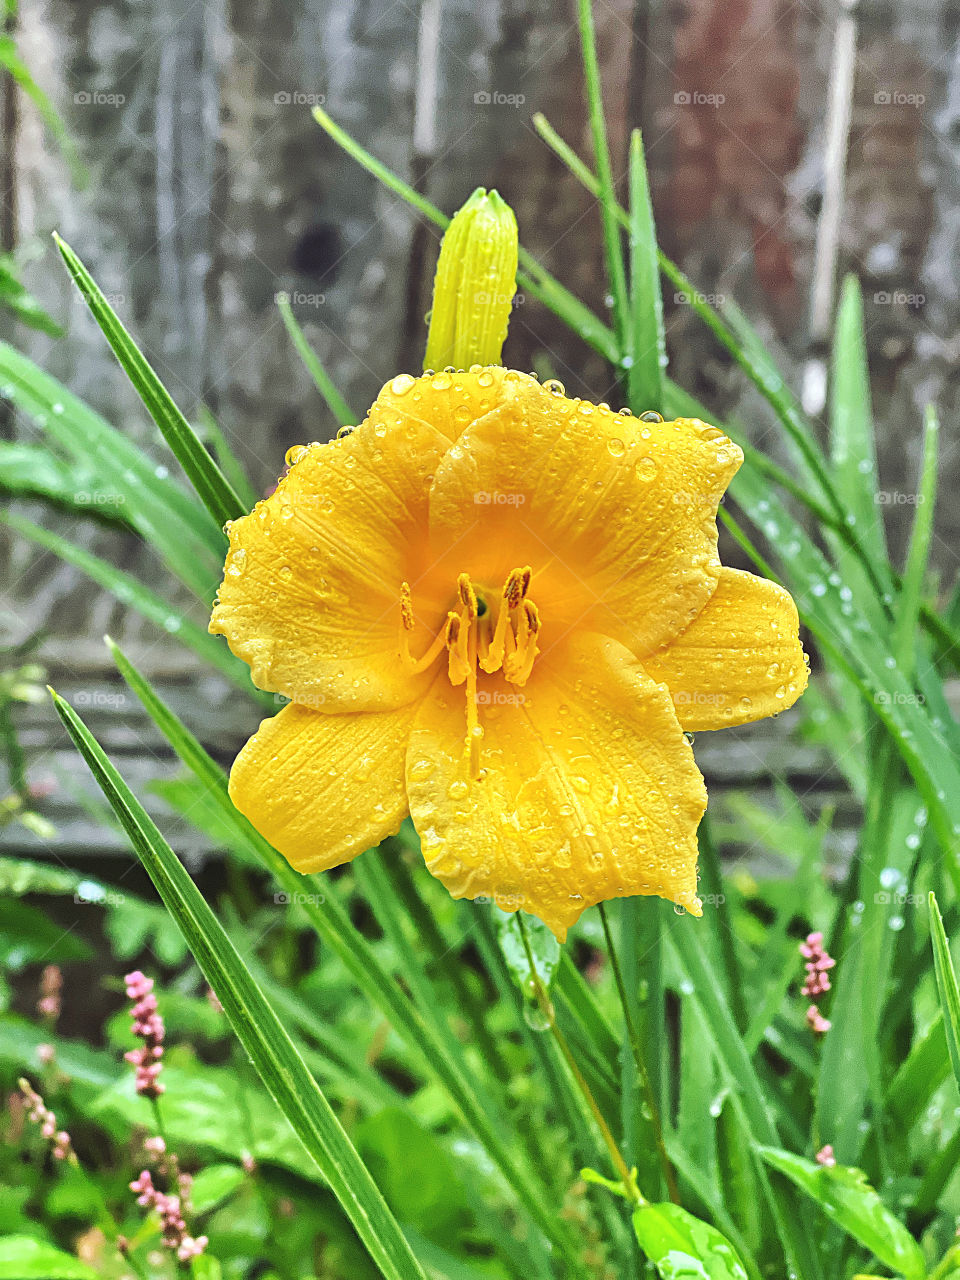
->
[[929, 892, 960, 1097], [0, 1236, 98, 1279], [276, 291, 358, 426], [577, 0, 629, 348], [627, 129, 665, 413], [176, 1163, 244, 1215], [2, 513, 256, 695], [496, 909, 560, 991], [631, 1202, 749, 1279], [54, 234, 246, 529], [759, 1148, 925, 1280], [0, 442, 104, 510], [50, 689, 428, 1280], [0, 340, 223, 598]]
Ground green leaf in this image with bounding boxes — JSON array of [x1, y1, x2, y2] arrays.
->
[[495, 909, 560, 990], [0, 339, 224, 599], [0, 1236, 98, 1279], [53, 234, 246, 529], [576, 0, 629, 349], [276, 291, 358, 426], [893, 403, 938, 670], [182, 1163, 245, 1215], [0, 442, 102, 510], [189, 1255, 222, 1280], [631, 1203, 749, 1279], [626, 129, 666, 414], [929, 892, 960, 1097], [758, 1148, 925, 1280], [49, 689, 428, 1280], [829, 275, 889, 574], [0, 255, 62, 336], [2, 513, 256, 696]]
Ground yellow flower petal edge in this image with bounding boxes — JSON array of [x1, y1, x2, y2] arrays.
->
[[406, 632, 707, 942], [212, 366, 809, 937], [643, 567, 809, 731], [228, 700, 416, 873]]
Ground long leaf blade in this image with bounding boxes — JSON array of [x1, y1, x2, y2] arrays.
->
[[53, 233, 246, 528], [929, 892, 960, 1097], [626, 129, 666, 414], [49, 689, 428, 1280]]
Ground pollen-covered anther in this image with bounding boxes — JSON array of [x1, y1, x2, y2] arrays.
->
[[457, 573, 478, 621]]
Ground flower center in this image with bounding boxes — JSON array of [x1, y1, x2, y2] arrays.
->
[[399, 566, 540, 776]]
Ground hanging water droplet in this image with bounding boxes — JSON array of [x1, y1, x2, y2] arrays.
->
[[639, 410, 664, 423]]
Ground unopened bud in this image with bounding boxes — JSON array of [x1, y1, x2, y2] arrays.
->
[[424, 187, 519, 371]]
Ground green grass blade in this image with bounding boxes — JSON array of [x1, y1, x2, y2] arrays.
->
[[626, 130, 666, 414], [276, 291, 359, 426], [106, 640, 587, 1274], [49, 690, 429, 1280], [893, 404, 938, 670], [830, 275, 889, 574], [54, 233, 246, 528], [0, 339, 224, 598], [311, 106, 620, 365], [576, 0, 629, 350], [3, 514, 254, 694], [929, 892, 960, 1097]]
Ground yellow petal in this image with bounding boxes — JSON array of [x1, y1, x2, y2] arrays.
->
[[366, 366, 513, 444], [427, 376, 743, 656], [228, 701, 416, 873], [643, 567, 809, 730], [210, 411, 449, 711], [406, 632, 707, 940]]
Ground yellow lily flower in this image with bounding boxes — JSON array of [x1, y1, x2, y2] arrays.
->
[[210, 367, 808, 939]]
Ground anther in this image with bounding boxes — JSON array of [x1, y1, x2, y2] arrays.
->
[[399, 582, 415, 632], [457, 573, 478, 621], [503, 565, 531, 609]]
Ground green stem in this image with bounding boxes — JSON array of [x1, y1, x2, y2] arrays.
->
[[597, 903, 679, 1203], [517, 915, 643, 1206]]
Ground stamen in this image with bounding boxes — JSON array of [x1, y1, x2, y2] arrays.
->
[[457, 573, 478, 621], [505, 599, 540, 685], [480, 565, 530, 674]]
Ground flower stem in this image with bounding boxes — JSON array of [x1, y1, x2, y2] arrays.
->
[[598, 902, 680, 1203], [516, 914, 643, 1205]]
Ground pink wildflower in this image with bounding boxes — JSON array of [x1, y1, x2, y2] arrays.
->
[[800, 932, 836, 998], [37, 965, 62, 1020], [129, 1169, 207, 1262], [815, 1144, 836, 1167], [123, 972, 165, 1098], [806, 1004, 832, 1034], [19, 1078, 72, 1161]]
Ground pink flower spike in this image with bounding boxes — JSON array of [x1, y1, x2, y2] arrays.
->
[[815, 1144, 836, 1167], [806, 1005, 832, 1034]]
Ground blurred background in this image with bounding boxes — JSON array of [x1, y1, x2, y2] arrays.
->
[[1, 0, 956, 868]]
